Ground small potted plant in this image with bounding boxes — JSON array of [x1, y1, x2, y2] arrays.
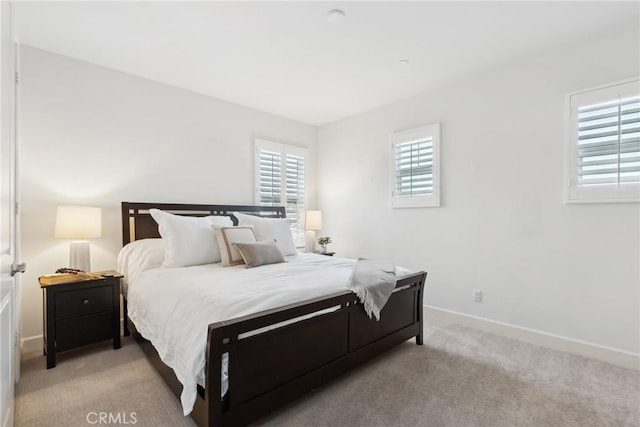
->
[[317, 236, 332, 253]]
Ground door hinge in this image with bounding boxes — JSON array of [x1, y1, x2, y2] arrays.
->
[[14, 202, 19, 215], [14, 332, 18, 347], [15, 71, 19, 85]]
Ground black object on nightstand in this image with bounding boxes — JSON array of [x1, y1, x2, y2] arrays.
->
[[320, 252, 335, 257], [39, 270, 122, 368]]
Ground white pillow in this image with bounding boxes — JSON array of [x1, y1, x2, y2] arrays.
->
[[116, 238, 165, 289], [233, 212, 297, 256], [214, 226, 257, 267], [149, 209, 232, 267]]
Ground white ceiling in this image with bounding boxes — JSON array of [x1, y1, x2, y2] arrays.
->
[[14, 1, 639, 126]]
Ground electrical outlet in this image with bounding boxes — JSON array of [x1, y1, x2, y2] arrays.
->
[[473, 290, 482, 302]]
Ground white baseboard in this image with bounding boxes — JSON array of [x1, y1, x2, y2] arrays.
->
[[23, 308, 638, 370], [20, 334, 43, 355], [424, 305, 640, 371]]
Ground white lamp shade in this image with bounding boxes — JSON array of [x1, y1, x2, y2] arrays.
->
[[305, 210, 322, 231], [54, 206, 102, 239]]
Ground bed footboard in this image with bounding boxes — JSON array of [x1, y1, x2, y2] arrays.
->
[[204, 271, 426, 427]]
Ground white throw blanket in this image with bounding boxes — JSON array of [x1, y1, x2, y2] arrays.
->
[[348, 258, 396, 320]]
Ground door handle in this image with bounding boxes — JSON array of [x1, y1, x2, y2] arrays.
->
[[11, 262, 26, 276]]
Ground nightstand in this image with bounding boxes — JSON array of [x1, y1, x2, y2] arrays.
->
[[39, 270, 122, 368]]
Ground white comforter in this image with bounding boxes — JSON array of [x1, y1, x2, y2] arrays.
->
[[128, 253, 411, 415]]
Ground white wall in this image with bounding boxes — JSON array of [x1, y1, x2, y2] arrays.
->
[[19, 46, 317, 351], [317, 29, 640, 354]]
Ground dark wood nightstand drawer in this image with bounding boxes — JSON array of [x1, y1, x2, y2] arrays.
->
[[55, 285, 113, 319], [56, 312, 114, 351]]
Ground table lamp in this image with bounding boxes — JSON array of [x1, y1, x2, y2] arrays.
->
[[304, 210, 322, 253], [55, 206, 102, 272]]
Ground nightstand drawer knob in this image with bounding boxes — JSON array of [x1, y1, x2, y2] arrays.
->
[[83, 299, 89, 304]]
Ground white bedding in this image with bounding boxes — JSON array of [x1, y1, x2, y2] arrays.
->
[[116, 238, 164, 292], [125, 251, 411, 415]]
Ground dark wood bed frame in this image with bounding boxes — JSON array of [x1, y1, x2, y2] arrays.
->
[[121, 202, 427, 427]]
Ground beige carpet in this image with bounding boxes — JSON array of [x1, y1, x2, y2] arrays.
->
[[16, 324, 640, 427]]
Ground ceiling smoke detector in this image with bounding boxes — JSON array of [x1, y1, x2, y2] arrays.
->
[[327, 9, 346, 24]]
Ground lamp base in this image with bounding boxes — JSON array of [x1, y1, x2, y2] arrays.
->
[[69, 241, 91, 272], [305, 230, 316, 253]]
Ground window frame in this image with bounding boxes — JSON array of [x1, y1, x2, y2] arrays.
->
[[254, 138, 308, 243], [565, 77, 640, 204], [390, 123, 441, 208]]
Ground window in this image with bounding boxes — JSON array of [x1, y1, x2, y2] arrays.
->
[[391, 123, 440, 208], [566, 78, 640, 203], [255, 139, 307, 242]]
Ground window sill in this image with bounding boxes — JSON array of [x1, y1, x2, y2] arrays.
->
[[566, 183, 640, 204], [391, 195, 440, 208]]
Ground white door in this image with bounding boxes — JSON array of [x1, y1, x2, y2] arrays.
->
[[0, 3, 19, 427]]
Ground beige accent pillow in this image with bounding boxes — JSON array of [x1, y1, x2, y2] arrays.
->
[[214, 226, 257, 267], [234, 240, 285, 268]]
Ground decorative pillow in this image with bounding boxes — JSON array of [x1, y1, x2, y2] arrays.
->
[[214, 226, 258, 266], [232, 212, 297, 256], [234, 240, 285, 268], [149, 209, 232, 267]]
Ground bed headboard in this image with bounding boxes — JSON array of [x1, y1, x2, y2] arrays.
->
[[121, 202, 286, 246]]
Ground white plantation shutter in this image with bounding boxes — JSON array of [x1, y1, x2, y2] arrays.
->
[[285, 153, 305, 234], [577, 97, 640, 185], [395, 138, 433, 196], [568, 79, 640, 202], [255, 139, 307, 243], [258, 149, 282, 206], [391, 124, 440, 207]]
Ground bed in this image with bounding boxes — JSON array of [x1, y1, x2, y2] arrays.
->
[[120, 201, 427, 427]]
